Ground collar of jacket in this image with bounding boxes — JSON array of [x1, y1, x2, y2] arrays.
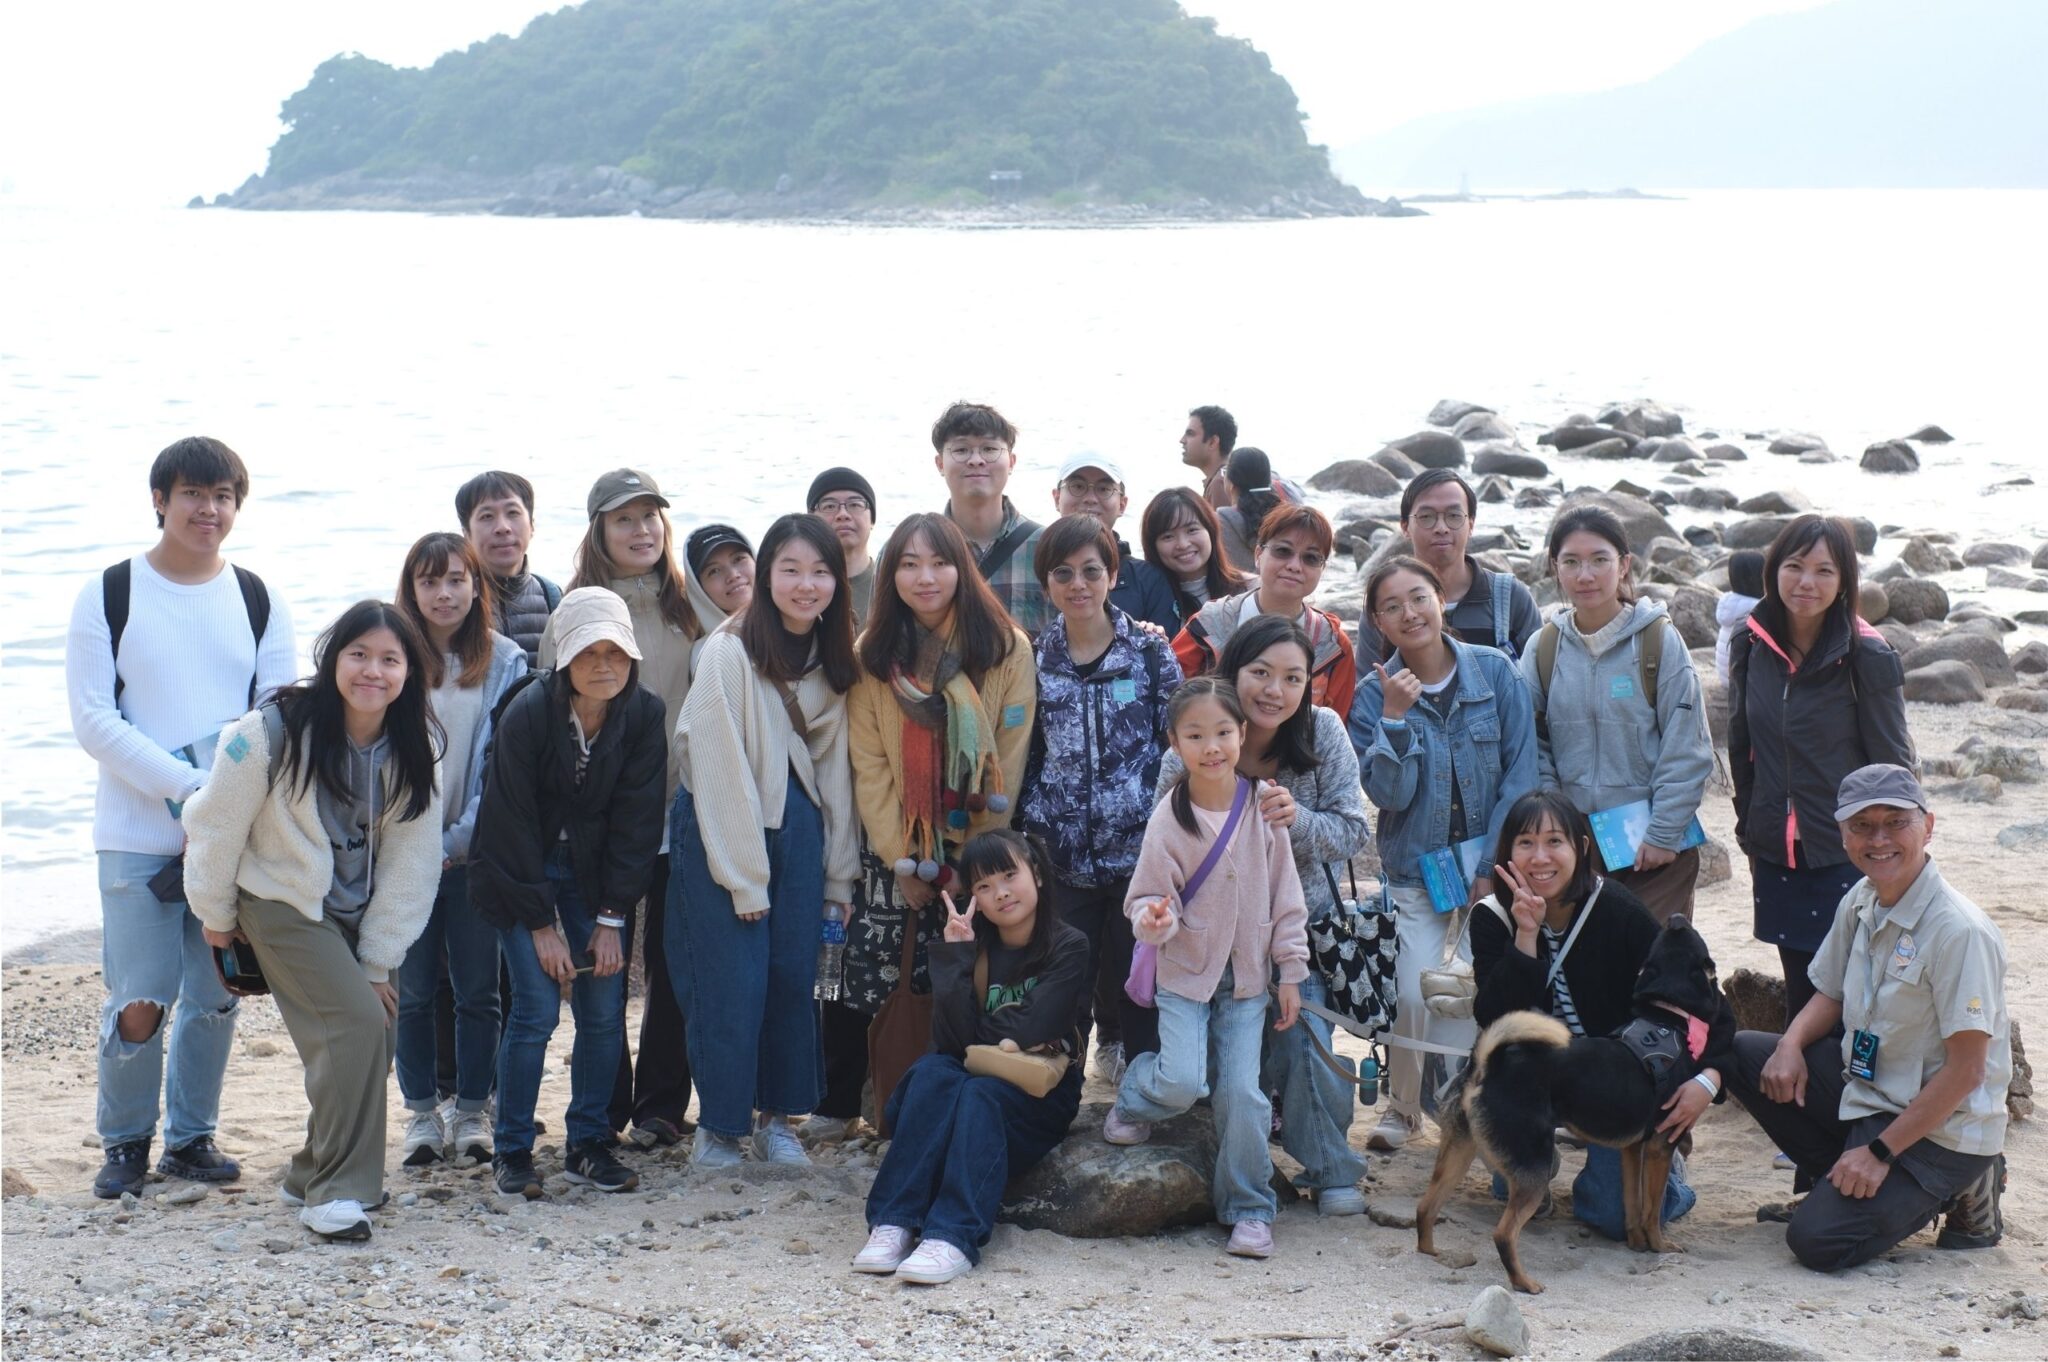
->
[[1744, 607, 1883, 675], [1378, 633, 1500, 710], [1040, 605, 1141, 677]]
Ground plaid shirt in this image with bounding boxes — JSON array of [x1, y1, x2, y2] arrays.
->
[[949, 497, 1048, 639]]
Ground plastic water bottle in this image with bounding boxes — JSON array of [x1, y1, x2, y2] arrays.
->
[[815, 904, 847, 1002]]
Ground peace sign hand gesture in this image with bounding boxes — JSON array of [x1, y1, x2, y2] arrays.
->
[[940, 889, 978, 944], [1495, 862, 1546, 938], [1376, 662, 1423, 721]]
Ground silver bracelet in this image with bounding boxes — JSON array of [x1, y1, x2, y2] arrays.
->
[[595, 915, 626, 930]]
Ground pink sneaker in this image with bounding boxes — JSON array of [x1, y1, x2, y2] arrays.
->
[[1226, 1220, 1274, 1259], [1102, 1107, 1152, 1145]]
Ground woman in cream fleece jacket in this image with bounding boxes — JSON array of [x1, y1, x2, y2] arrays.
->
[[669, 514, 861, 1169], [183, 600, 442, 1243]]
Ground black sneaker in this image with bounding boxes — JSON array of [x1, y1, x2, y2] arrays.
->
[[158, 1136, 240, 1183], [492, 1151, 543, 1200], [564, 1141, 639, 1193], [93, 1139, 151, 1199], [1936, 1154, 2005, 1250]]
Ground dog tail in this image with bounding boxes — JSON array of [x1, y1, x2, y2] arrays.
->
[[1472, 1010, 1571, 1079]]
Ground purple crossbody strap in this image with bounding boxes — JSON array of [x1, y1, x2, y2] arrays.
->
[[1179, 777, 1251, 909]]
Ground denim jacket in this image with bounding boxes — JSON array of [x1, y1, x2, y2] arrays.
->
[[1346, 634, 1538, 888], [1020, 607, 1183, 888]]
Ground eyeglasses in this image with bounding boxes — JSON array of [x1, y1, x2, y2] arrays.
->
[[1049, 564, 1109, 585], [1374, 589, 1438, 621], [814, 497, 870, 517], [1845, 813, 1923, 841], [943, 443, 1008, 462], [1409, 510, 1469, 531], [1061, 477, 1121, 500], [1261, 542, 1326, 570]]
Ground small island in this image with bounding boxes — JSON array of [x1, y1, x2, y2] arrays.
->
[[215, 0, 1415, 223]]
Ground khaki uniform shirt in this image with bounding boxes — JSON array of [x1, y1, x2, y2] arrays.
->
[[1809, 858, 2009, 1155]]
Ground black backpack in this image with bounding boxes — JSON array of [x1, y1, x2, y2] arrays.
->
[[104, 559, 271, 708]]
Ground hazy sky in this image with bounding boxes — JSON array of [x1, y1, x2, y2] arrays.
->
[[0, 0, 1831, 205]]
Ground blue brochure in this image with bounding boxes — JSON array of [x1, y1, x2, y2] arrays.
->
[[1589, 800, 1706, 872], [1419, 833, 1492, 914]]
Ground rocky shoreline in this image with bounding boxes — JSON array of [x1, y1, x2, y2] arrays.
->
[[201, 164, 1424, 224]]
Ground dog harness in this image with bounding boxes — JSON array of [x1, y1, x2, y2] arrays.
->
[[1616, 1016, 1701, 1106]]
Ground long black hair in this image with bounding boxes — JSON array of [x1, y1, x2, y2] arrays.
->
[[957, 828, 1061, 981], [1488, 790, 1599, 914], [738, 513, 859, 692], [858, 512, 1017, 684], [1213, 615, 1320, 775], [274, 600, 441, 823], [1162, 676, 1248, 834], [1756, 514, 1864, 653]]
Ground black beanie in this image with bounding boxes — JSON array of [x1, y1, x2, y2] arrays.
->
[[806, 466, 877, 516]]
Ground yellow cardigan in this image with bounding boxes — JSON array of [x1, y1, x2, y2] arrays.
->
[[847, 627, 1037, 868]]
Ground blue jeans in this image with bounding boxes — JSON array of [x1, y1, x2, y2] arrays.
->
[[668, 776, 825, 1139], [1491, 1143, 1696, 1240], [867, 1052, 1082, 1261], [1115, 964, 1276, 1225], [495, 846, 625, 1155], [395, 865, 501, 1113], [1265, 970, 1365, 1191], [97, 850, 238, 1147]]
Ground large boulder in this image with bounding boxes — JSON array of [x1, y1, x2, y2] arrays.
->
[[1766, 432, 1828, 456], [1962, 541, 2029, 568], [1723, 969, 1789, 1032], [1725, 516, 1795, 550], [1857, 580, 1890, 624], [1648, 438, 1702, 464], [1308, 459, 1403, 498], [1471, 446, 1550, 479], [1737, 489, 1812, 515], [1959, 741, 2043, 783], [1541, 424, 1640, 453], [1843, 516, 1879, 554], [1678, 486, 1738, 511], [1906, 424, 1953, 443], [1900, 536, 1964, 574], [1453, 410, 1516, 443], [1902, 634, 2017, 688], [1371, 446, 1421, 480], [1669, 585, 1720, 649], [1003, 1102, 1217, 1237], [1428, 398, 1494, 427], [1599, 404, 1685, 438], [1389, 430, 1466, 469], [1703, 443, 1749, 461], [1576, 437, 1638, 461], [1986, 566, 2048, 592], [2034, 542, 2048, 571], [1903, 660, 1985, 704], [2013, 641, 2048, 674], [1861, 440, 1921, 473], [1559, 490, 1678, 557], [1599, 1329, 1823, 1361]]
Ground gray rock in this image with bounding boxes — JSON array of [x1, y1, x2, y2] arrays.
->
[[1723, 969, 1787, 1032], [1649, 439, 1702, 464], [1599, 1328, 1823, 1360], [1986, 566, 2048, 592], [1472, 447, 1550, 479], [1902, 660, 1985, 704], [1861, 440, 1921, 473], [1963, 542, 2029, 567], [1558, 491, 1679, 556], [1906, 424, 1954, 443], [1428, 398, 1493, 427], [1576, 437, 1638, 461], [1884, 579, 1950, 625], [1900, 537, 1965, 574], [1465, 1286, 1528, 1357], [1476, 474, 1513, 503], [1953, 774, 2004, 803], [1367, 1197, 1417, 1228], [1678, 487, 1738, 511], [1372, 446, 1422, 480], [1389, 430, 1466, 469], [1453, 410, 1517, 443], [1698, 669, 1730, 744], [1798, 450, 1838, 464], [2035, 542, 2048, 571], [2013, 641, 2048, 674], [1670, 585, 1720, 649], [1698, 837, 1732, 886], [1960, 743, 2043, 783], [1902, 633, 2017, 688], [1858, 581, 1890, 624], [1541, 424, 1641, 453], [1599, 404, 1684, 438], [2019, 609, 2048, 625], [159, 1184, 208, 1206], [1998, 821, 2048, 852], [1704, 443, 1749, 461], [1515, 485, 1561, 509], [1308, 459, 1403, 498], [1725, 516, 1794, 551], [1737, 490, 1811, 515], [1844, 516, 1879, 554], [1766, 432, 1828, 456], [1003, 1103, 1217, 1237]]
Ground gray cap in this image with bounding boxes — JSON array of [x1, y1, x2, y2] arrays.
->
[[586, 468, 669, 520], [1835, 763, 1928, 821]]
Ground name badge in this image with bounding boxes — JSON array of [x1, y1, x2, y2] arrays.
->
[[1609, 676, 1635, 700], [1110, 678, 1137, 703], [1848, 1028, 1881, 1082], [1003, 704, 1027, 729]]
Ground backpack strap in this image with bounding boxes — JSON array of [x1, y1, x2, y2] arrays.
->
[[975, 517, 1038, 583], [233, 566, 272, 707], [1488, 572, 1518, 658], [1637, 617, 1676, 718], [105, 559, 270, 706], [540, 575, 563, 611], [1531, 619, 1561, 744]]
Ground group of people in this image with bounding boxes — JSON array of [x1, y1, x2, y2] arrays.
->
[[66, 404, 2008, 1285]]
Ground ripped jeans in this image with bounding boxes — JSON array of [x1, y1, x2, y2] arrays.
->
[[97, 851, 238, 1147]]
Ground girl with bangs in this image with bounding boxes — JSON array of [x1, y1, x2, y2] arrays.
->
[[1141, 487, 1247, 627], [391, 532, 527, 1168]]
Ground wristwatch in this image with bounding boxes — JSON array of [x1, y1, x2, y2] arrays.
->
[[1867, 1136, 1896, 1165]]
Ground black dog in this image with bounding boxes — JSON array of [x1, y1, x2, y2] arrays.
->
[[1416, 914, 1735, 1293]]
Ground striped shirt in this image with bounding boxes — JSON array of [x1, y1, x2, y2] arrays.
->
[[1539, 923, 1586, 1036]]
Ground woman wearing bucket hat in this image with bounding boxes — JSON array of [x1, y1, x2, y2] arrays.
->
[[540, 469, 703, 1149], [471, 587, 667, 1198]]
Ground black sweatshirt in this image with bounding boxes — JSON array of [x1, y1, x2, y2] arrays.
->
[[928, 920, 1090, 1058]]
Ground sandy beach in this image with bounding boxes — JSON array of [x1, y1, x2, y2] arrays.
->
[[2, 691, 2043, 1361]]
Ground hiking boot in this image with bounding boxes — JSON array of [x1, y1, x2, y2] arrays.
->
[[895, 1238, 973, 1284], [1936, 1154, 2005, 1250], [1367, 1108, 1420, 1152], [691, 1127, 746, 1169], [564, 1141, 639, 1192], [1226, 1220, 1275, 1258], [158, 1136, 239, 1183], [751, 1117, 811, 1166], [401, 1109, 446, 1167], [1102, 1107, 1152, 1146], [448, 1109, 492, 1164], [300, 1199, 372, 1242], [852, 1224, 915, 1274], [93, 1139, 151, 1200], [493, 1151, 543, 1200]]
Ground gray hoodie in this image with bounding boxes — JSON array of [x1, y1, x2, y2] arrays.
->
[[683, 562, 739, 680], [1519, 599, 1713, 853]]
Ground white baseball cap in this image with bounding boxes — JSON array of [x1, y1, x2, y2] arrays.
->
[[1056, 452, 1125, 486]]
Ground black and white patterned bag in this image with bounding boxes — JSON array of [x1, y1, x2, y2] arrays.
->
[[1305, 864, 1399, 1036]]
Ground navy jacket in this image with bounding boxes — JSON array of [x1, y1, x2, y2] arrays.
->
[[1108, 540, 1182, 636]]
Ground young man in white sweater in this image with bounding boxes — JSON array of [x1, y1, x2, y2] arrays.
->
[[65, 437, 297, 1198]]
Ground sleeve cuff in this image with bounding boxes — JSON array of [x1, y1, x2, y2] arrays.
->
[[363, 964, 390, 983], [824, 878, 855, 905]]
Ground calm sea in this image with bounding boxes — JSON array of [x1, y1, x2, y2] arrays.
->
[[5, 189, 2045, 952]]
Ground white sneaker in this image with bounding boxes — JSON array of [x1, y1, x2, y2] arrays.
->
[[752, 1117, 811, 1166], [798, 1114, 855, 1144], [895, 1238, 972, 1284], [852, 1224, 915, 1274], [300, 1199, 371, 1242], [1092, 1041, 1127, 1086], [448, 1109, 493, 1163], [692, 1127, 746, 1169], [401, 1109, 446, 1167], [1366, 1108, 1419, 1152], [1772, 1149, 1795, 1171]]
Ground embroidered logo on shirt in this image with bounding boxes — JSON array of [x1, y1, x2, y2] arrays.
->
[[1967, 997, 1984, 1016]]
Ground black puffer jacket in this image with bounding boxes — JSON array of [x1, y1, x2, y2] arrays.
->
[[468, 671, 666, 931], [1727, 611, 1913, 870]]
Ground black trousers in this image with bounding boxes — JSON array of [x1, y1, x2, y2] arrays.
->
[[816, 999, 870, 1120], [1778, 946, 1820, 1029], [1724, 1030, 1993, 1272], [1063, 877, 1158, 1060], [608, 854, 692, 1132]]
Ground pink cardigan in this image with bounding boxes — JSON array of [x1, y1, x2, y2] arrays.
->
[[1125, 788, 1309, 1003]]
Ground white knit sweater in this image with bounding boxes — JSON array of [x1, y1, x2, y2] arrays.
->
[[181, 707, 442, 981]]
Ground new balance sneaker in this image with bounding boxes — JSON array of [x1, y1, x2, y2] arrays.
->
[[1366, 1108, 1420, 1152], [300, 1199, 372, 1242], [493, 1151, 543, 1200], [448, 1109, 492, 1164], [751, 1117, 811, 1166], [895, 1238, 973, 1284], [852, 1224, 915, 1274], [158, 1136, 240, 1183], [564, 1141, 639, 1192], [93, 1139, 151, 1200], [1226, 1220, 1275, 1259], [1936, 1154, 2005, 1250], [1102, 1107, 1152, 1146], [401, 1109, 446, 1167], [691, 1127, 746, 1169]]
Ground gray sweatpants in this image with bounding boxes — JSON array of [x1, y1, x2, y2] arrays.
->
[[238, 892, 395, 1207]]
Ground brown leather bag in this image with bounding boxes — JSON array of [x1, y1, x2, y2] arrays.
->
[[866, 906, 933, 1137]]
